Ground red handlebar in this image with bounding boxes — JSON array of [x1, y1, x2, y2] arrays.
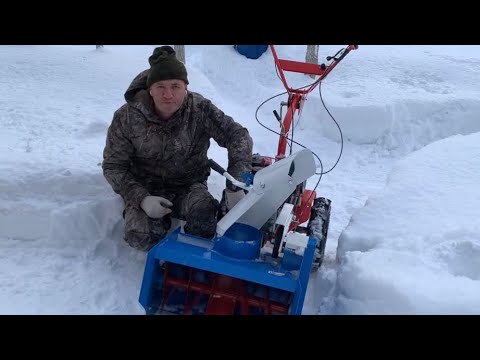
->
[[269, 45, 357, 96], [270, 45, 357, 160]]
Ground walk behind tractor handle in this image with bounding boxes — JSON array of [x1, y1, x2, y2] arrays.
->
[[269, 44, 358, 95], [321, 45, 358, 79], [269, 44, 359, 160], [326, 45, 358, 62]]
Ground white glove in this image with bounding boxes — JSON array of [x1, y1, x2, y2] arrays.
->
[[140, 196, 173, 219], [225, 189, 245, 211]]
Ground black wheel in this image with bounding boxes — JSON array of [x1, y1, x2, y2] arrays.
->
[[307, 197, 331, 269]]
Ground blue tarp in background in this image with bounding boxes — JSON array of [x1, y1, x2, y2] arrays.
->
[[234, 45, 268, 59]]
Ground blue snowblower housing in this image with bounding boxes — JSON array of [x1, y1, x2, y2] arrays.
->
[[138, 148, 331, 315]]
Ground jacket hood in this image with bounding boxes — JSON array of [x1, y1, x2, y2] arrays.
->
[[123, 69, 160, 123], [124, 69, 150, 105]]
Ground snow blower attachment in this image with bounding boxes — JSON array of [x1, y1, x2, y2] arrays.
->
[[139, 149, 325, 315], [138, 45, 357, 315]]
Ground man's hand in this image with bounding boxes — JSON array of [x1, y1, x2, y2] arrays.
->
[[140, 196, 173, 219], [225, 189, 245, 210]]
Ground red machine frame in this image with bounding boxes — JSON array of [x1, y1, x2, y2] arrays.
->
[[268, 45, 358, 231]]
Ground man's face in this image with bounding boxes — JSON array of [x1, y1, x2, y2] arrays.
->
[[149, 79, 187, 119]]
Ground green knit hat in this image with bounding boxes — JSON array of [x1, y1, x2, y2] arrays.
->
[[146, 46, 189, 87]]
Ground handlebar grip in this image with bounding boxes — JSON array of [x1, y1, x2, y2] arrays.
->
[[338, 48, 351, 62], [208, 159, 227, 175]]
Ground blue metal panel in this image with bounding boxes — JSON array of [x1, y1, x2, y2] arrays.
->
[[287, 236, 316, 315], [139, 223, 316, 315], [150, 228, 298, 292]]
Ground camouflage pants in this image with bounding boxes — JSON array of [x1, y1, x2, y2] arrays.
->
[[123, 182, 218, 251]]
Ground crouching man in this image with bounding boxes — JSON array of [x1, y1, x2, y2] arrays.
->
[[102, 46, 253, 251]]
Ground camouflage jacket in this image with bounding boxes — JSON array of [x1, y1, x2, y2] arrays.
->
[[102, 70, 253, 208]]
